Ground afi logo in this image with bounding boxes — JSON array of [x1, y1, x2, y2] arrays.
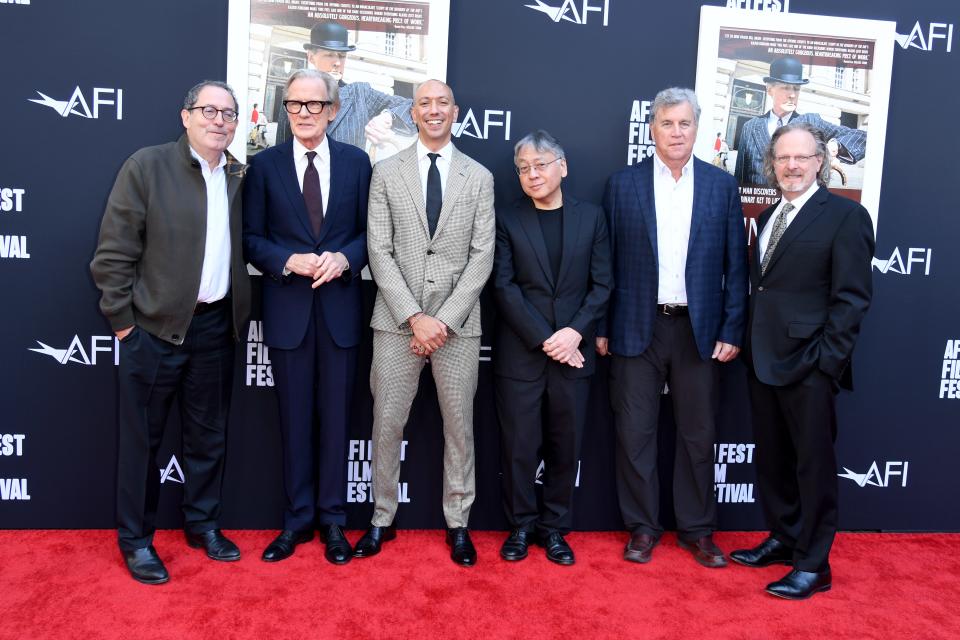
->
[[29, 86, 124, 119], [524, 0, 609, 26], [839, 461, 909, 488], [872, 247, 932, 275], [895, 22, 954, 52], [535, 459, 581, 487], [29, 335, 119, 366], [160, 455, 185, 484], [452, 109, 512, 140]]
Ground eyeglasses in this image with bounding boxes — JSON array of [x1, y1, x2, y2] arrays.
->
[[283, 100, 333, 115], [773, 154, 819, 166], [186, 106, 239, 123], [515, 157, 563, 176]]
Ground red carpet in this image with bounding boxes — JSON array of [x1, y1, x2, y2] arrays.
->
[[1, 530, 958, 639]]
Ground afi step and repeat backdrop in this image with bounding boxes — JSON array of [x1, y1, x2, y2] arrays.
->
[[1, 0, 957, 532]]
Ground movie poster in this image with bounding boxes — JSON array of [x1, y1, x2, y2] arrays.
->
[[694, 7, 895, 238], [227, 0, 450, 163]]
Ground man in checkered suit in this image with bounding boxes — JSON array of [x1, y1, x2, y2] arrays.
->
[[354, 79, 495, 567]]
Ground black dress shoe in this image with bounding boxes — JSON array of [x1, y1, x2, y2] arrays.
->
[[623, 531, 659, 564], [500, 529, 532, 561], [730, 537, 794, 568], [539, 531, 575, 566], [353, 525, 396, 558], [122, 546, 169, 585], [185, 529, 241, 561], [446, 527, 477, 566], [319, 524, 352, 565], [262, 529, 314, 562], [766, 567, 832, 600], [678, 534, 727, 568]]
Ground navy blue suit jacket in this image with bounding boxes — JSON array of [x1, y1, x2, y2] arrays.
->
[[242, 138, 372, 350], [600, 156, 748, 360]]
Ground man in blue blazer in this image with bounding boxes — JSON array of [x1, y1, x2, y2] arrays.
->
[[598, 88, 748, 568], [243, 69, 372, 564]]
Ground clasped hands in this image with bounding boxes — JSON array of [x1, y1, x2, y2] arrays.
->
[[544, 327, 584, 369], [408, 312, 447, 357], [285, 252, 349, 288]]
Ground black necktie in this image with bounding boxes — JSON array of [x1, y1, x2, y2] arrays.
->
[[426, 152, 442, 237], [303, 150, 323, 237]]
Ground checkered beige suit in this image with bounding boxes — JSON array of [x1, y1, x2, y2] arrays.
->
[[367, 142, 495, 528]]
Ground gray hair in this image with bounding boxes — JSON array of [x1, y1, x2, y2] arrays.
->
[[182, 80, 238, 111], [285, 69, 340, 106], [650, 87, 701, 124], [763, 120, 831, 188], [514, 130, 565, 164]]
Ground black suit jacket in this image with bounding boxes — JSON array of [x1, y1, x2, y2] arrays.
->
[[746, 186, 874, 389], [493, 195, 612, 380]]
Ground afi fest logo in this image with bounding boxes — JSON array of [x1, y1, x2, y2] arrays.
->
[[896, 22, 954, 52], [160, 455, 185, 484], [871, 247, 932, 276], [838, 461, 909, 488], [29, 86, 124, 119], [452, 109, 512, 141], [524, 0, 609, 26], [29, 335, 119, 366]]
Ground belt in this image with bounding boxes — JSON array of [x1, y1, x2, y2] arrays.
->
[[194, 297, 230, 316], [657, 303, 688, 317]]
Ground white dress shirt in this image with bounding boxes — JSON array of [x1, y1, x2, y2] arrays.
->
[[767, 110, 790, 136], [758, 181, 820, 263], [653, 152, 694, 304], [189, 146, 231, 303], [293, 135, 330, 216], [416, 139, 453, 200]]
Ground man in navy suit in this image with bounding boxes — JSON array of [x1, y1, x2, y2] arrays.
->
[[598, 87, 748, 568], [243, 69, 372, 564], [731, 122, 874, 600]]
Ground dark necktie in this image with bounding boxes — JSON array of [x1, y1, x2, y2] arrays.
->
[[303, 150, 323, 237], [761, 202, 794, 276], [426, 152, 442, 237]]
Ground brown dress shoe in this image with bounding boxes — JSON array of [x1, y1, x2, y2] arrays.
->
[[678, 534, 727, 568], [624, 532, 659, 563]]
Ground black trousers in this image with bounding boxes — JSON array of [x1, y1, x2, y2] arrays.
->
[[116, 306, 234, 551], [748, 367, 838, 572], [495, 363, 589, 536], [610, 314, 718, 540], [270, 294, 356, 532]]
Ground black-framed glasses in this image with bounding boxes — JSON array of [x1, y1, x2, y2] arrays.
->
[[283, 100, 333, 115], [516, 157, 563, 176], [186, 106, 239, 122]]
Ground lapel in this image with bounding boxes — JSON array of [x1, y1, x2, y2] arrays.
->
[[433, 145, 468, 239], [397, 144, 430, 238], [516, 198, 555, 289], [329, 83, 353, 133], [763, 186, 829, 277], [630, 159, 658, 266], [556, 194, 582, 286], [687, 158, 708, 252], [319, 138, 345, 245], [273, 140, 316, 241]]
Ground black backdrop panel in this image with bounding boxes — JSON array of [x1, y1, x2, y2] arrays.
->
[[1, 0, 957, 532]]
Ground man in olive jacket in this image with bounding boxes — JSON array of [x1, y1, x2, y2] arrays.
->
[[91, 80, 251, 585]]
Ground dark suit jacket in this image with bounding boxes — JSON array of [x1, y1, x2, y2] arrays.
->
[[242, 137, 372, 350], [493, 195, 612, 380], [600, 156, 748, 360], [745, 186, 874, 388]]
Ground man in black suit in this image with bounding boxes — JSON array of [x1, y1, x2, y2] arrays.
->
[[492, 130, 611, 565], [244, 70, 372, 565], [731, 121, 874, 600]]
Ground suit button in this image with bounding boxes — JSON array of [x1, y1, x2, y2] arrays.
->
[[757, 286, 764, 292], [426, 250, 435, 255], [172, 334, 180, 341]]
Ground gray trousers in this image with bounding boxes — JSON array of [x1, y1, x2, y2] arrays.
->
[[369, 329, 480, 528]]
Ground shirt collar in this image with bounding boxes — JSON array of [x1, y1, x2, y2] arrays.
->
[[417, 139, 453, 163], [293, 135, 330, 162], [188, 145, 226, 172], [653, 151, 693, 180]]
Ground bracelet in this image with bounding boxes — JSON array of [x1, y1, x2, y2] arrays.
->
[[409, 312, 424, 327]]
